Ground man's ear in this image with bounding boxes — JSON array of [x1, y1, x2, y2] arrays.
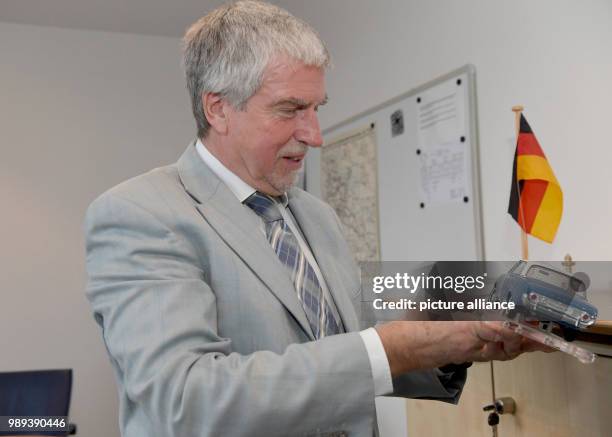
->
[[202, 92, 229, 135]]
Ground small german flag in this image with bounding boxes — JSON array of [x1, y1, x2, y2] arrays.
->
[[508, 114, 563, 243]]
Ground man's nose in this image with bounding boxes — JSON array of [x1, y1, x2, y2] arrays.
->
[[295, 108, 323, 148]]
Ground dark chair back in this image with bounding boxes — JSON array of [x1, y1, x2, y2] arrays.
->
[[0, 369, 73, 436]]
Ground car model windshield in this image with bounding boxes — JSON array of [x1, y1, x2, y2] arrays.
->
[[526, 265, 573, 291]]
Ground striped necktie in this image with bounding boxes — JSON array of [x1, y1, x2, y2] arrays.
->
[[244, 192, 343, 338]]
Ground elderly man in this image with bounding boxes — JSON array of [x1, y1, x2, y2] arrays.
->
[[85, 2, 542, 436]]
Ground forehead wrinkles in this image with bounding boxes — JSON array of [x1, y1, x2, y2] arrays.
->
[[258, 64, 299, 98], [258, 57, 325, 96]]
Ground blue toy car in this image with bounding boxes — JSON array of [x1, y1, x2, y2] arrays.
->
[[490, 261, 598, 329]]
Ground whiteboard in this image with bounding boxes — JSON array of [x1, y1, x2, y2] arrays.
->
[[306, 64, 484, 262]]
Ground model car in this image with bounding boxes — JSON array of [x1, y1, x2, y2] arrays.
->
[[489, 261, 597, 329]]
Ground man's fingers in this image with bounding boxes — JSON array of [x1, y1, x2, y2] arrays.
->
[[457, 321, 556, 364], [471, 322, 533, 361], [502, 336, 523, 359], [476, 321, 522, 343], [479, 342, 506, 361]]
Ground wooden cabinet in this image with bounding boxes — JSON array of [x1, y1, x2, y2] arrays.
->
[[406, 353, 612, 436]]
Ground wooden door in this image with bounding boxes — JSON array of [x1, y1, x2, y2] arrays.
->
[[493, 353, 612, 437], [405, 353, 612, 436]]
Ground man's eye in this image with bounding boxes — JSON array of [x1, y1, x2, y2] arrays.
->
[[279, 108, 298, 116]]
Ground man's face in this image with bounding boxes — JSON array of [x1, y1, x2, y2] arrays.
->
[[222, 57, 327, 195]]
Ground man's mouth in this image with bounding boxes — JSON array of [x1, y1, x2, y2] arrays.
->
[[282, 155, 305, 162]]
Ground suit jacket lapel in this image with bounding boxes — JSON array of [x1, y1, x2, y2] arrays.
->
[[177, 143, 315, 340], [287, 189, 362, 333]]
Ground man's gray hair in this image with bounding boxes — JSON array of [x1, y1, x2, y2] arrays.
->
[[182, 0, 331, 138]]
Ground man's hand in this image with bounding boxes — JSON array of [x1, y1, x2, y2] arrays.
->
[[375, 321, 551, 378]]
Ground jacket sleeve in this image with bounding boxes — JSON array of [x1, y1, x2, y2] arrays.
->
[[84, 192, 376, 437], [390, 368, 467, 403]]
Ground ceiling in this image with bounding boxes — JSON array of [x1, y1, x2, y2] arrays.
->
[[0, 0, 301, 38]]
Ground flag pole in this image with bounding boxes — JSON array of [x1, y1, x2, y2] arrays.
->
[[512, 105, 529, 260]]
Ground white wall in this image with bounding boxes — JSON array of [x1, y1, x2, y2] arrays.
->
[[293, 0, 612, 261], [0, 22, 193, 436]]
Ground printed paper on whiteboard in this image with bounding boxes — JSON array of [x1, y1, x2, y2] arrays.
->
[[416, 76, 469, 206], [417, 80, 464, 147], [418, 141, 468, 205]]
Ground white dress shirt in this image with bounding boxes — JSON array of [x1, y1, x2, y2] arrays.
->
[[195, 139, 393, 396]]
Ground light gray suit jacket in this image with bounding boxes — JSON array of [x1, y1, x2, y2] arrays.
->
[[84, 142, 465, 437]]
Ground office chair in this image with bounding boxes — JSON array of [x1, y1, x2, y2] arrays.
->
[[0, 369, 76, 436]]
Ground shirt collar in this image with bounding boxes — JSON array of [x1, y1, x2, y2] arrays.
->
[[195, 138, 288, 207]]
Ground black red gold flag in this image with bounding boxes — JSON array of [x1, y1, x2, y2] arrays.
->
[[508, 114, 563, 243]]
